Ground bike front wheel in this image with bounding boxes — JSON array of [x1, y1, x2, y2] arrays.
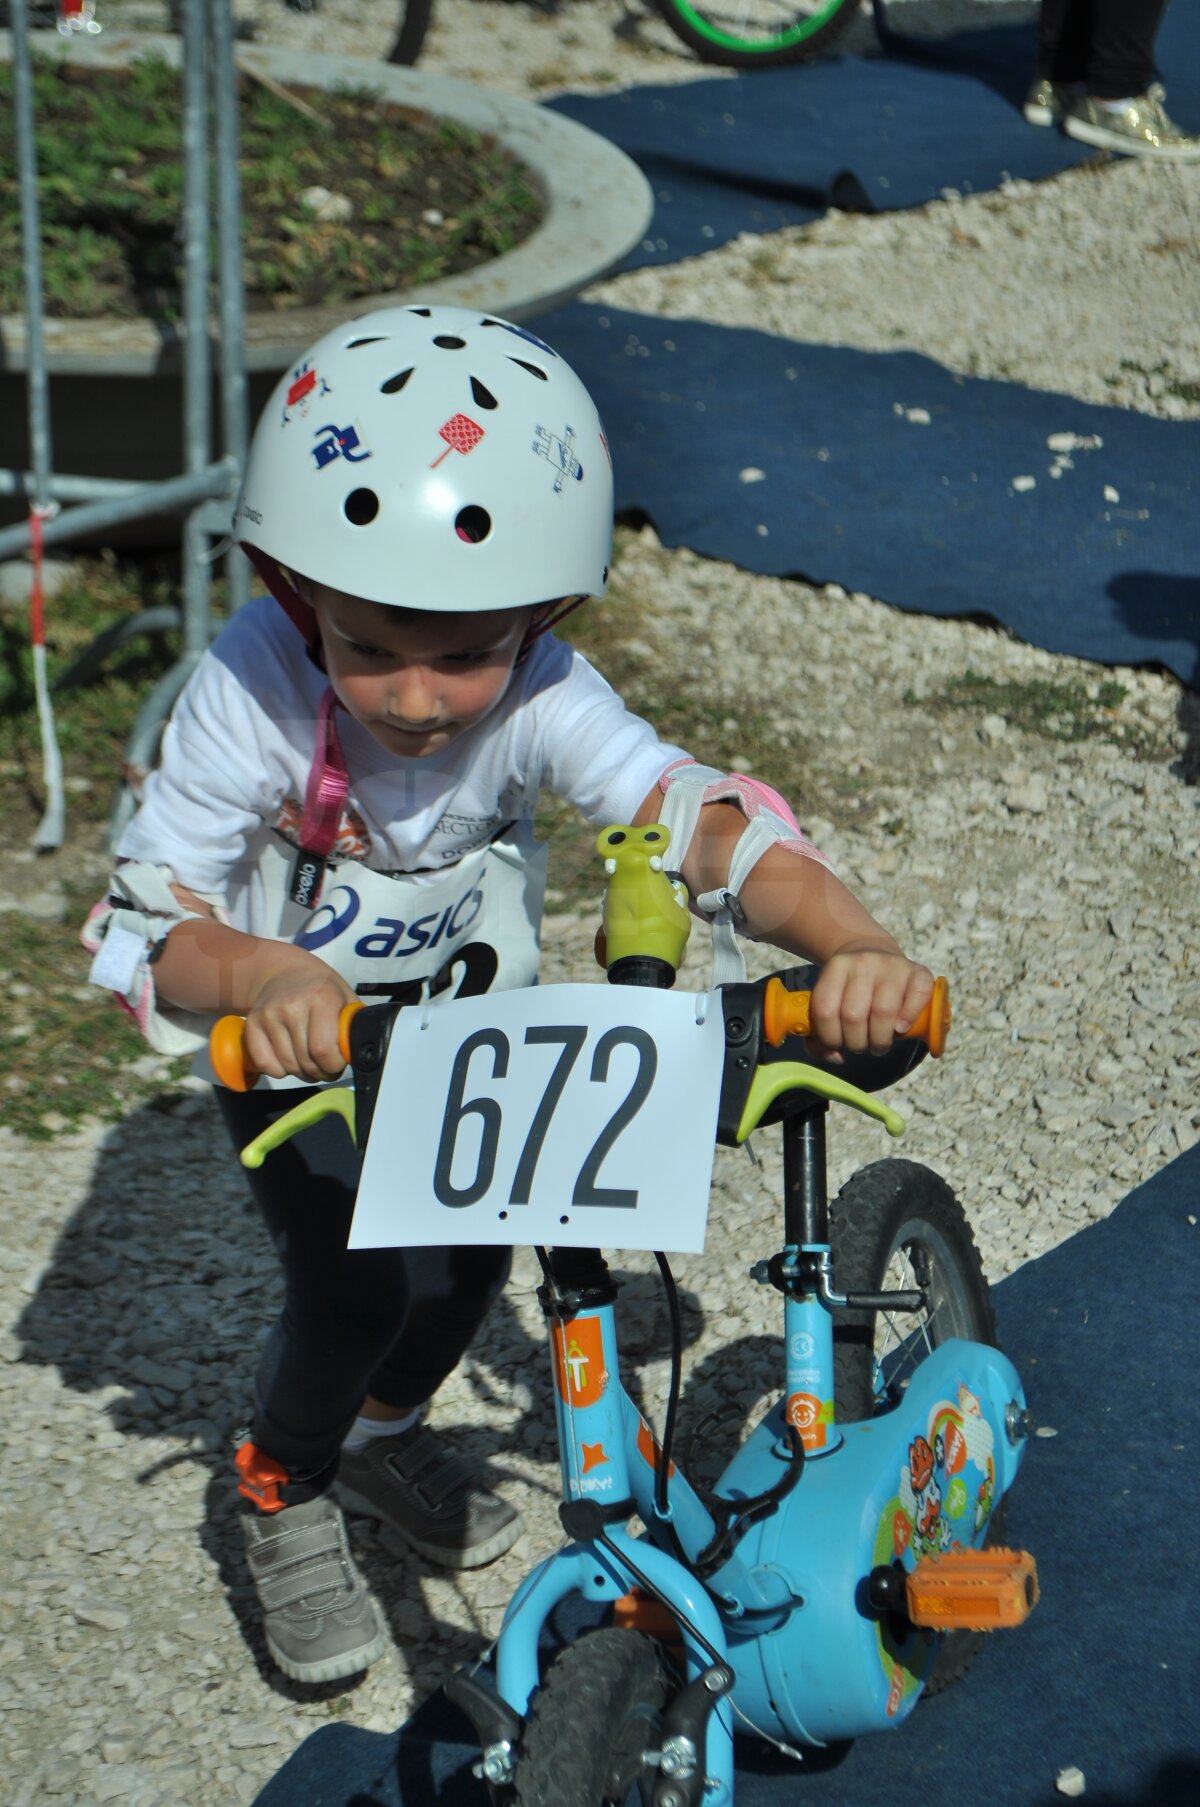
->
[[654, 0, 861, 69], [829, 1157, 999, 1693], [386, 0, 434, 65], [515, 1628, 673, 1807]]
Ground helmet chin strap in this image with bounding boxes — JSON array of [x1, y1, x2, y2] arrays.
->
[[241, 544, 317, 649], [518, 595, 587, 662]]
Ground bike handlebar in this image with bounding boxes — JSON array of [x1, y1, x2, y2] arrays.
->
[[762, 973, 950, 1058], [209, 1000, 364, 1093]]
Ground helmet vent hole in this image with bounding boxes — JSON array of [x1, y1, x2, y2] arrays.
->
[[507, 357, 548, 381], [408, 306, 432, 318], [470, 377, 499, 411], [344, 488, 380, 526], [346, 335, 386, 349], [434, 335, 467, 350], [455, 505, 491, 544], [380, 367, 414, 395]]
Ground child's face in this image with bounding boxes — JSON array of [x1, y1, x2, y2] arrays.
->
[[309, 582, 535, 758]]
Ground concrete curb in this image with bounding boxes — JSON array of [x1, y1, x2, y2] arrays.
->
[[0, 31, 653, 377]]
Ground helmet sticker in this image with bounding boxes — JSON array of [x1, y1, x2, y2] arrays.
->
[[486, 319, 558, 358], [282, 361, 332, 425], [534, 423, 584, 494], [312, 423, 371, 470], [432, 413, 486, 468]]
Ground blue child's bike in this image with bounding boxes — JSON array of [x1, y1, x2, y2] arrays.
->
[[215, 821, 1038, 1807]]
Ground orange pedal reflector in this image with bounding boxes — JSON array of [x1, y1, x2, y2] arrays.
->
[[612, 1589, 682, 1649], [905, 1548, 1039, 1632]]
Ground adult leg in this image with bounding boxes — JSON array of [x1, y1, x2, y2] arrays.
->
[[1063, 0, 1198, 158], [1083, 0, 1168, 99], [1036, 0, 1091, 86]]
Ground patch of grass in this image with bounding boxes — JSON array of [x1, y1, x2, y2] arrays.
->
[[1, 555, 200, 1136], [906, 668, 1132, 743], [2, 887, 189, 1140], [0, 56, 542, 318], [0, 553, 192, 825]]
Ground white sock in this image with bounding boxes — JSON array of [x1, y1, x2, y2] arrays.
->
[[341, 1406, 421, 1453]]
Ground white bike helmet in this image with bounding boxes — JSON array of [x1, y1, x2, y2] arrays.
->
[[236, 304, 613, 625]]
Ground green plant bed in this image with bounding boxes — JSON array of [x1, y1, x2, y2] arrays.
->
[[0, 54, 543, 319]]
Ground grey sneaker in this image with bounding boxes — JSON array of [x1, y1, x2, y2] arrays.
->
[[1064, 84, 1200, 161], [335, 1422, 524, 1570], [1023, 76, 1070, 127], [241, 1493, 388, 1684]]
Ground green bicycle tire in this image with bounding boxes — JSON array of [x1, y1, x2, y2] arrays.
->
[[654, 0, 861, 69]]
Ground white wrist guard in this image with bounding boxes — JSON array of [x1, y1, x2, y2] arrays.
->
[[656, 758, 832, 985], [81, 861, 227, 1056]]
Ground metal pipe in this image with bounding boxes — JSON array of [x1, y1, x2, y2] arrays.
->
[[209, 0, 251, 614], [0, 462, 238, 561], [10, 0, 52, 508], [0, 471, 155, 502], [180, 0, 213, 658]]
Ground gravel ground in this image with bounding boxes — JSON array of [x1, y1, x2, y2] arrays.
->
[[2, 5, 1199, 1804]]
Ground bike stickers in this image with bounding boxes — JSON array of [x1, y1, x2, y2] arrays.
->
[[282, 360, 332, 425], [869, 1389, 999, 1712], [312, 422, 371, 469], [432, 413, 485, 467], [581, 1442, 609, 1474], [785, 1390, 834, 1453], [533, 423, 584, 493], [551, 1316, 607, 1409]]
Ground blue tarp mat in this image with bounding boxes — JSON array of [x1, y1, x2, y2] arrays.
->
[[534, 303, 1200, 688], [251, 1144, 1200, 1807], [548, 7, 1200, 268]]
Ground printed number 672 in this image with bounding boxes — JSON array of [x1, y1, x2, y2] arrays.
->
[[432, 1023, 656, 1211]]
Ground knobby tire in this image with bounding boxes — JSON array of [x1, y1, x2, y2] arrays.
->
[[515, 1628, 673, 1807]]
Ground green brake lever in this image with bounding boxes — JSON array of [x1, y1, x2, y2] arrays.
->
[[736, 1061, 906, 1144], [239, 1088, 357, 1170]]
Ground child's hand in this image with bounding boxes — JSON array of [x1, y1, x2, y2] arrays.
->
[[243, 961, 359, 1083], [806, 946, 934, 1058]]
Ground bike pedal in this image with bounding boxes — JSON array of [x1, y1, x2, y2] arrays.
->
[[905, 1547, 1039, 1631]]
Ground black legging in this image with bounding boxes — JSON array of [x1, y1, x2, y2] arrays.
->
[[217, 1086, 512, 1484], [1036, 0, 1169, 99]]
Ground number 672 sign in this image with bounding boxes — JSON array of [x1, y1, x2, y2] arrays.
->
[[349, 984, 725, 1254]]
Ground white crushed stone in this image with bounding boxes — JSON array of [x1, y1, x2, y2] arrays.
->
[[3, 4, 1198, 1803]]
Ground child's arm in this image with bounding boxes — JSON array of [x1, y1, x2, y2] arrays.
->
[[634, 794, 933, 1056], [152, 888, 357, 1083]]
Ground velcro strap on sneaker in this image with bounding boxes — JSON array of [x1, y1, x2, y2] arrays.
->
[[246, 1518, 350, 1610], [386, 1443, 474, 1510]]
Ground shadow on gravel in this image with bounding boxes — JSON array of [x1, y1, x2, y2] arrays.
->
[[1108, 571, 1200, 788], [13, 1095, 705, 1699]]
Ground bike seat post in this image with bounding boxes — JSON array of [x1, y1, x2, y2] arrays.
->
[[781, 1100, 831, 1246]]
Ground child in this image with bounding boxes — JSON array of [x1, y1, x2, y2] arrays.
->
[[85, 305, 932, 1685]]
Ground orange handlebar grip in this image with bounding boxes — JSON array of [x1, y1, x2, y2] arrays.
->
[[208, 1000, 364, 1092], [762, 974, 951, 1057]]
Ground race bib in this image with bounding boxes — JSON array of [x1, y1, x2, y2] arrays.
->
[[349, 984, 725, 1254]]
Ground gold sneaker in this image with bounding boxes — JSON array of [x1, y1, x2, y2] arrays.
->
[[1064, 84, 1200, 162], [1023, 77, 1069, 128]]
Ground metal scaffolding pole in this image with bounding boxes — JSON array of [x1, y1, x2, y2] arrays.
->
[[2, 0, 248, 850]]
